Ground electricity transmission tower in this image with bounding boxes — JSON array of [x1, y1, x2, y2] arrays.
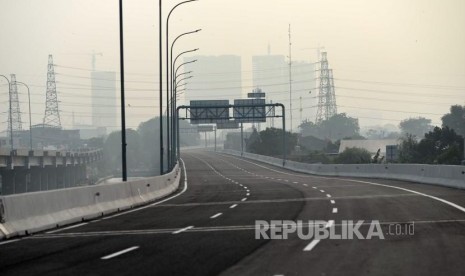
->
[[43, 55, 61, 128], [315, 51, 337, 123], [7, 74, 23, 146]]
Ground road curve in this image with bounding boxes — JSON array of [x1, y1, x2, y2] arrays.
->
[[1, 149, 465, 276]]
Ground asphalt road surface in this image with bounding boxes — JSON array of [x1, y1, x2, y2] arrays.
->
[[1, 149, 465, 275]]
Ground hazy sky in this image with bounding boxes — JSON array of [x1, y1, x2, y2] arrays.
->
[[1, 0, 464, 134]]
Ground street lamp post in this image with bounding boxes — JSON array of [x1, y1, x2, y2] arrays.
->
[[119, 0, 128, 181], [158, 0, 164, 175], [0, 75, 12, 151], [166, 0, 199, 171], [15, 81, 33, 150]]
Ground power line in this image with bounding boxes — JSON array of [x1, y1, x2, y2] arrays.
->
[[334, 78, 465, 90]]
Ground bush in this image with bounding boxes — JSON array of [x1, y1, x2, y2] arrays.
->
[[335, 147, 372, 164]]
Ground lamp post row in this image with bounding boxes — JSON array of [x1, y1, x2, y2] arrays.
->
[[1, 1, 200, 181], [169, 32, 200, 170], [166, 0, 199, 172], [120, 0, 199, 178]]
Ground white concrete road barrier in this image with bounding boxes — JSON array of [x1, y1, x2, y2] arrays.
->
[[218, 149, 465, 189], [0, 164, 181, 239]]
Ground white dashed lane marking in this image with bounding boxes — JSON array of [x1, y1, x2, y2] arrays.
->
[[332, 208, 338, 214], [210, 213, 223, 219], [172, 226, 194, 234], [303, 239, 321, 252], [101, 246, 139, 260]]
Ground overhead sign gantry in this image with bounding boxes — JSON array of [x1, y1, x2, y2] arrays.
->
[[175, 101, 286, 165]]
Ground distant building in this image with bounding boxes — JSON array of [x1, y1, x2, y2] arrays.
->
[[183, 55, 242, 104], [74, 124, 107, 139], [91, 71, 117, 131], [252, 55, 316, 129], [18, 124, 81, 150], [252, 55, 287, 90]]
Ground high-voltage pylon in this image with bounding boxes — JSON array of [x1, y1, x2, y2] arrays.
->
[[315, 52, 337, 123], [7, 74, 23, 144], [43, 55, 61, 128]]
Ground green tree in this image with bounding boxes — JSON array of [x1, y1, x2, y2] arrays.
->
[[335, 147, 372, 164], [137, 117, 165, 175], [299, 120, 320, 137], [441, 105, 465, 137], [416, 126, 464, 165], [320, 113, 360, 140], [299, 114, 360, 141], [103, 129, 143, 175], [399, 117, 433, 138], [248, 127, 297, 156], [398, 127, 464, 165], [398, 134, 419, 163]]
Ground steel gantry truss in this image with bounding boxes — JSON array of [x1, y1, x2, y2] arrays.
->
[[175, 103, 287, 166]]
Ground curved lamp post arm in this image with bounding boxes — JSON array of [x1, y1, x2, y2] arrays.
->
[[0, 75, 13, 151], [174, 70, 192, 82], [166, 1, 199, 101], [174, 59, 197, 82], [15, 81, 33, 150], [176, 76, 193, 88]]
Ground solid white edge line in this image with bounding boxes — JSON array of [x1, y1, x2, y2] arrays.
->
[[35, 159, 188, 236], [101, 246, 140, 260], [102, 158, 189, 221], [172, 225, 194, 234], [46, 222, 88, 234], [0, 239, 21, 245], [210, 213, 223, 219], [303, 239, 321, 251], [221, 154, 465, 215]]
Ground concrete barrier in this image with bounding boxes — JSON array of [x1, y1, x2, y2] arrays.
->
[[0, 164, 181, 239], [218, 149, 465, 189]]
